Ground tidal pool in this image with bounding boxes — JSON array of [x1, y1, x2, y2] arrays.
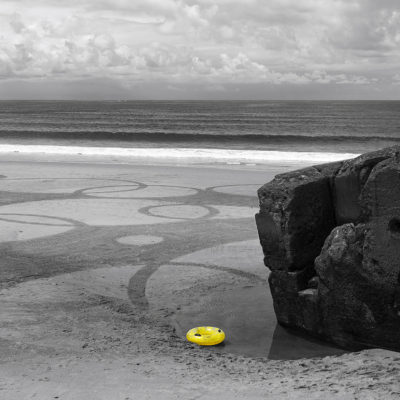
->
[[173, 284, 347, 360]]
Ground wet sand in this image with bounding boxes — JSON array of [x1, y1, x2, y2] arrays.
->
[[0, 153, 399, 399]]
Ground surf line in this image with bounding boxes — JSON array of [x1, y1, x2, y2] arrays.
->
[[0, 144, 359, 165]]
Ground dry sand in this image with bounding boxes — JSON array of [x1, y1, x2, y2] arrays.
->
[[0, 153, 399, 400]]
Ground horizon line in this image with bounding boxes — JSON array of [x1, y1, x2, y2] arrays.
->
[[1, 99, 400, 102]]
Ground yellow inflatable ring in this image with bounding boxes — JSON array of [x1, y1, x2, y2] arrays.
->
[[186, 326, 225, 346]]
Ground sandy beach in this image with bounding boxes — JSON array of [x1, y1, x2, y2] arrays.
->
[[1, 152, 400, 400]]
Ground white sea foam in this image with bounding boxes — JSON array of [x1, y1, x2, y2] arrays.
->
[[0, 144, 359, 165]]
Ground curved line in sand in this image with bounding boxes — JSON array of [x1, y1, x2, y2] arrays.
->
[[139, 204, 217, 220], [0, 213, 82, 227]]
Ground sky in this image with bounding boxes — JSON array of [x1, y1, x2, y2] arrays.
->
[[0, 0, 400, 100]]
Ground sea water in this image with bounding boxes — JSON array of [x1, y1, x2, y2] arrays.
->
[[1, 100, 399, 163]]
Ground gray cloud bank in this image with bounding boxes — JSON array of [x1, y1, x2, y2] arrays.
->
[[0, 0, 399, 99]]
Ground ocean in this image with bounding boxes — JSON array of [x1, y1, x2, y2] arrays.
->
[[1, 100, 399, 164]]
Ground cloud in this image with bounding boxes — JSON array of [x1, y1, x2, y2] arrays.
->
[[0, 0, 399, 98]]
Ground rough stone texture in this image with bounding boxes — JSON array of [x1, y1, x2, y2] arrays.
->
[[256, 146, 400, 351], [256, 161, 342, 272], [334, 146, 400, 225]]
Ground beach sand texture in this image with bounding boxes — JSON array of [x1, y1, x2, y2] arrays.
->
[[0, 155, 399, 399]]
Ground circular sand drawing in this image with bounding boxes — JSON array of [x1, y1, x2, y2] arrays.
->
[[82, 184, 142, 195], [211, 184, 261, 196], [116, 235, 164, 246], [146, 204, 210, 220]]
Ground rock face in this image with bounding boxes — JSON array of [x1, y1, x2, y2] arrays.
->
[[256, 146, 400, 351]]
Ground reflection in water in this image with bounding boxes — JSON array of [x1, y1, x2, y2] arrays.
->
[[268, 324, 347, 360]]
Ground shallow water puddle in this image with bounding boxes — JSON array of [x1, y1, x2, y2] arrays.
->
[[173, 285, 347, 360]]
